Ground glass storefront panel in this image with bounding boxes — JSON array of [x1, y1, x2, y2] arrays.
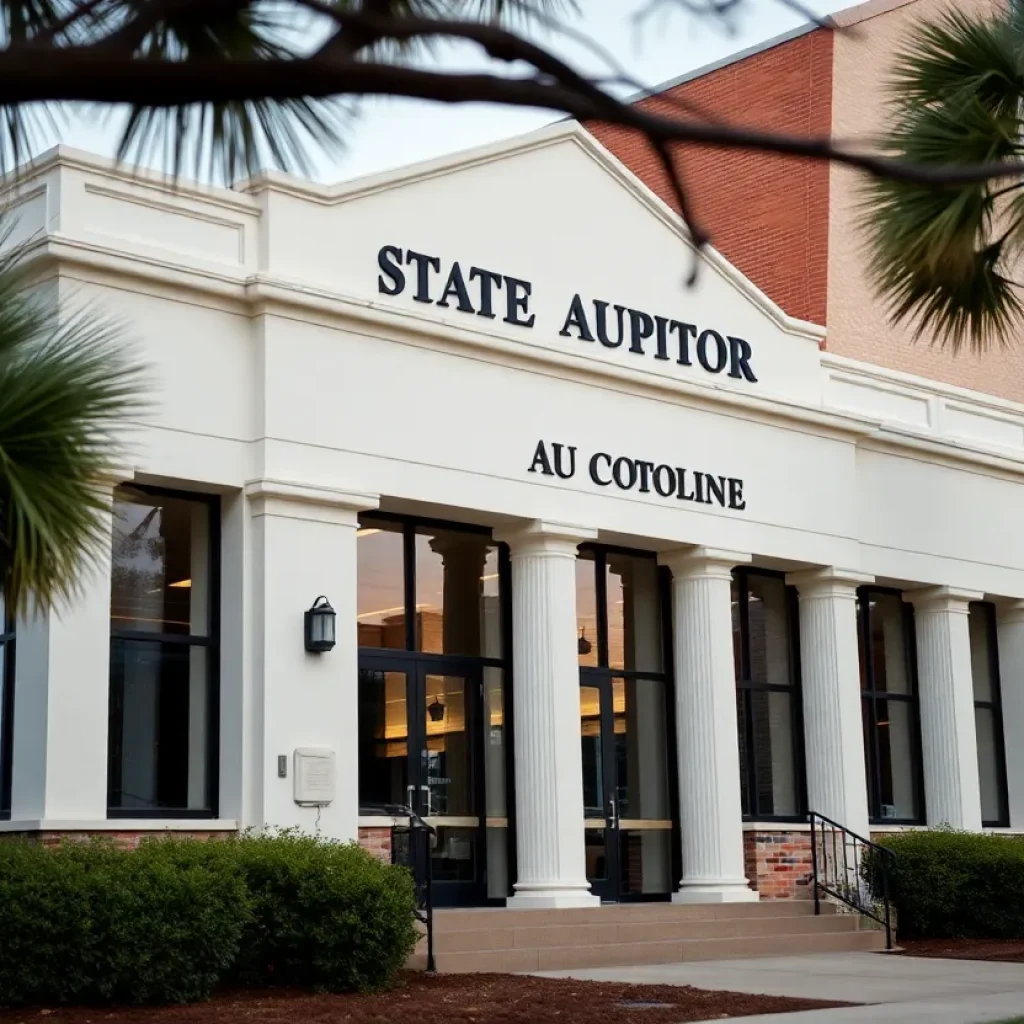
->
[[576, 550, 599, 667], [585, 828, 609, 881], [108, 639, 212, 812], [357, 668, 409, 809], [111, 488, 210, 636], [746, 575, 791, 686], [969, 606, 994, 702], [431, 826, 477, 883], [872, 698, 919, 821], [580, 683, 604, 817], [606, 555, 662, 673], [614, 677, 671, 821], [868, 594, 911, 694], [356, 519, 406, 650], [618, 830, 672, 897], [976, 706, 1006, 825], [749, 689, 798, 817], [424, 673, 472, 816]]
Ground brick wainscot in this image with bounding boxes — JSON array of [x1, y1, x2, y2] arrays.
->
[[744, 830, 813, 898]]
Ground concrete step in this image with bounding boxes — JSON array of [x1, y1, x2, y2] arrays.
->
[[427, 910, 860, 954], [409, 925, 886, 973], [428, 899, 830, 932]]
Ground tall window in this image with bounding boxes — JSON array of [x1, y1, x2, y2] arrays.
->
[[731, 569, 804, 820], [859, 590, 924, 824], [969, 602, 1009, 827], [0, 593, 13, 819], [108, 486, 219, 818]]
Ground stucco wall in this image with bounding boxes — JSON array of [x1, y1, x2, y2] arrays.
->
[[826, 0, 1020, 399]]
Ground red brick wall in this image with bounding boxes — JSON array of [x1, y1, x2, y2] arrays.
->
[[588, 28, 834, 327], [359, 826, 392, 864], [743, 830, 813, 898]]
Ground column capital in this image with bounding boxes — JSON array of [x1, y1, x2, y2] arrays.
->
[[904, 585, 983, 614], [786, 566, 874, 597], [494, 519, 597, 557], [658, 546, 750, 580], [245, 479, 379, 525], [997, 599, 1024, 626]]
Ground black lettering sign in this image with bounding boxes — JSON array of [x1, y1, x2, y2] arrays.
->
[[374, 246, 759, 383], [529, 440, 747, 512]]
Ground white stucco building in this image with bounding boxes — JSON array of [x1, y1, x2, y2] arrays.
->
[[0, 119, 1021, 917]]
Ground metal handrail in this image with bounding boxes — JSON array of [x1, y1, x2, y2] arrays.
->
[[362, 803, 436, 972], [809, 810, 896, 950]]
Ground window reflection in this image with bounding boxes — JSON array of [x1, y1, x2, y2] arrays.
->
[[576, 550, 599, 667], [356, 520, 406, 650], [607, 556, 662, 673], [110, 488, 210, 636]]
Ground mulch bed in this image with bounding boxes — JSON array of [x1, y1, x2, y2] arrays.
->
[[899, 937, 1024, 963], [0, 972, 850, 1024]]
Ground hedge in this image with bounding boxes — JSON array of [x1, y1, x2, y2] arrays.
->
[[876, 830, 1024, 939], [0, 831, 418, 1007]]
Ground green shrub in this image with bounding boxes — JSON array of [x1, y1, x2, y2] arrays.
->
[[0, 837, 250, 1006], [229, 830, 419, 992], [877, 830, 1024, 939], [0, 831, 418, 1007]]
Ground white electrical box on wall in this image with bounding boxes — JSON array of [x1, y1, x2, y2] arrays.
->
[[293, 747, 336, 806]]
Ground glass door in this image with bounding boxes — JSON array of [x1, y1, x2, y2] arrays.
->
[[358, 654, 486, 907], [581, 672, 675, 903]]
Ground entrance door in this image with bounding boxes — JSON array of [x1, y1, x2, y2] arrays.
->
[[580, 673, 675, 902], [358, 654, 485, 907]]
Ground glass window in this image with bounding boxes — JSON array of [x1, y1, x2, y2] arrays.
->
[[357, 517, 502, 658], [357, 519, 406, 650], [576, 550, 599, 668], [969, 602, 1008, 827], [0, 594, 13, 820], [859, 590, 923, 824], [607, 555, 663, 673], [108, 487, 218, 817], [733, 570, 803, 819]]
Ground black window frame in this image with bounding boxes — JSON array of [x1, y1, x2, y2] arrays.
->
[[356, 510, 517, 899], [858, 586, 926, 826], [970, 600, 1010, 828], [732, 567, 807, 823], [107, 484, 221, 820], [576, 543, 681, 896], [0, 601, 14, 820]]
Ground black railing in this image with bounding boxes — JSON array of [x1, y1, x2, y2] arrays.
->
[[363, 804, 436, 972], [809, 810, 896, 950]]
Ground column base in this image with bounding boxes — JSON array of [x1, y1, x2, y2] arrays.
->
[[507, 889, 601, 909], [672, 882, 759, 904]]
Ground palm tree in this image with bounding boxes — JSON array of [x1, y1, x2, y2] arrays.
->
[[863, 3, 1024, 353], [0, 240, 147, 616], [0, 0, 573, 615]]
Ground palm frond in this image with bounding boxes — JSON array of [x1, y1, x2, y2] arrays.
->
[[861, 4, 1024, 353], [0, 231, 148, 614]]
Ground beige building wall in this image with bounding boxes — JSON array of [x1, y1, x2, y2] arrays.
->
[[826, 0, 1021, 400]]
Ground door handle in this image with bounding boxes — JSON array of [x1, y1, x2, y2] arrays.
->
[[420, 784, 432, 816], [406, 784, 415, 813], [608, 798, 618, 830]]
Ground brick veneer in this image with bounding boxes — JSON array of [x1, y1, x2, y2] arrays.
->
[[588, 28, 834, 327], [359, 826, 392, 864], [743, 830, 813, 898]]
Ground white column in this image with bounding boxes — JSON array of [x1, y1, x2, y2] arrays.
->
[[246, 479, 378, 842], [997, 600, 1024, 829], [496, 519, 599, 908], [659, 547, 757, 904], [787, 567, 873, 839], [10, 503, 117, 823], [906, 586, 984, 830]]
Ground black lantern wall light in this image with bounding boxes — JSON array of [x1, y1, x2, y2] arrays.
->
[[304, 596, 337, 653]]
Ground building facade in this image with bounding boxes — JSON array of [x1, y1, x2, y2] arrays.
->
[[1, 122, 1023, 909]]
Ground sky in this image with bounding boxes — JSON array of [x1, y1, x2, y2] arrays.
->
[[36, 0, 854, 185]]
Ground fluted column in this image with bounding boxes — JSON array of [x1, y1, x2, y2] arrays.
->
[[660, 547, 757, 903], [906, 586, 984, 830], [787, 567, 873, 839], [496, 519, 599, 908], [997, 601, 1024, 829]]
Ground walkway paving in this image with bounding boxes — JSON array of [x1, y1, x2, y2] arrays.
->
[[534, 952, 1024, 1023]]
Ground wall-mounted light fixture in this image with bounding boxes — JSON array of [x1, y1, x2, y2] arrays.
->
[[428, 698, 446, 723], [304, 596, 337, 653]]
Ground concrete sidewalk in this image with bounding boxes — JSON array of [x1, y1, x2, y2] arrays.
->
[[534, 952, 1024, 1023]]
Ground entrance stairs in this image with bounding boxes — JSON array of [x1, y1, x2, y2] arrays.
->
[[410, 899, 885, 972]]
